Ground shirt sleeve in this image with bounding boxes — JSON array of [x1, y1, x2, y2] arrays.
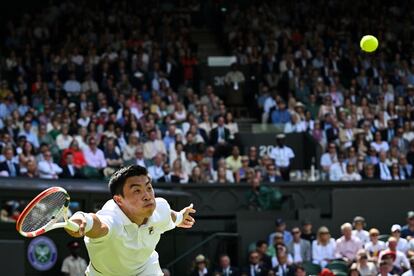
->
[[61, 258, 69, 273], [155, 197, 176, 233]]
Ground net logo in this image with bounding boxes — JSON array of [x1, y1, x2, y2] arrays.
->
[[27, 236, 58, 271]]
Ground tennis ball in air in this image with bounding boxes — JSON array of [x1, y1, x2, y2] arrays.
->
[[360, 35, 379, 52]]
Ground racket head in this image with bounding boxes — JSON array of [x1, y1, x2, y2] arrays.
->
[[16, 186, 71, 238]]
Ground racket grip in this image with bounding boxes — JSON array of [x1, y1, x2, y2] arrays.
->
[[66, 220, 80, 232]]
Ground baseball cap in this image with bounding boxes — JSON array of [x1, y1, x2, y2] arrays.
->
[[275, 218, 285, 226], [391, 224, 401, 232], [408, 211, 414, 219]]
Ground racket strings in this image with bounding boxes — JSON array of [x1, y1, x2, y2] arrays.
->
[[21, 191, 68, 232]]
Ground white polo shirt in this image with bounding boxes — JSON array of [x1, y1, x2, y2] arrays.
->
[[84, 197, 175, 276], [269, 146, 295, 168]]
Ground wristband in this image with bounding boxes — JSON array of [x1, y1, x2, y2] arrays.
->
[[174, 211, 183, 226], [73, 211, 94, 233]]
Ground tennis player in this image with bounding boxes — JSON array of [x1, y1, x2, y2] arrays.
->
[[66, 165, 196, 276]]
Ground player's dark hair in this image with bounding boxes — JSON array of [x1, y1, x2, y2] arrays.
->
[[108, 165, 149, 197]]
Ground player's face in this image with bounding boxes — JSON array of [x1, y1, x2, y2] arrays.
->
[[118, 176, 156, 221]]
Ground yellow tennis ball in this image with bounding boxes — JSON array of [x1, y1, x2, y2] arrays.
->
[[360, 35, 379, 52]]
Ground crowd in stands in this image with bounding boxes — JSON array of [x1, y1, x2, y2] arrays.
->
[[221, 0, 414, 181], [188, 212, 414, 276]]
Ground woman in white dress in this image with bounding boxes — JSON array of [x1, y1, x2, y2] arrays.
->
[[312, 226, 336, 268]]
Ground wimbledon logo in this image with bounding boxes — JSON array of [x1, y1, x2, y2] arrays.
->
[[27, 236, 57, 271]]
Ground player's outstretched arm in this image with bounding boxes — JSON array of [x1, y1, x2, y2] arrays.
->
[[171, 203, 196, 229], [65, 212, 109, 239]]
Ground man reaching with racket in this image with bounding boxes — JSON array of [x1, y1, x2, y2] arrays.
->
[[66, 165, 196, 276]]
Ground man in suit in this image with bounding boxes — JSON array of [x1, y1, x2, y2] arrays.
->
[[255, 240, 272, 270], [286, 227, 311, 264], [375, 151, 391, 180], [209, 115, 231, 158], [242, 251, 268, 276], [339, 120, 359, 149], [215, 254, 240, 276], [0, 147, 19, 177], [273, 250, 295, 276], [60, 153, 85, 179], [399, 154, 413, 179], [157, 163, 173, 183]]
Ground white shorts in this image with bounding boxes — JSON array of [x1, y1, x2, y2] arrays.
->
[[85, 251, 163, 276]]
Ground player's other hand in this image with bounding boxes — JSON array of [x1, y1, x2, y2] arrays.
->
[[65, 215, 87, 237], [178, 203, 196, 229]]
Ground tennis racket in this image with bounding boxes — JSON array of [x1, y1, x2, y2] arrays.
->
[[16, 186, 79, 238]]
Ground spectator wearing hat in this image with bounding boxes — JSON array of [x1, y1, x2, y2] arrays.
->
[[286, 227, 311, 264], [268, 218, 293, 248], [352, 217, 370, 244], [402, 257, 414, 276], [190, 254, 211, 276], [402, 211, 414, 240], [312, 226, 336, 268], [365, 228, 386, 262], [269, 134, 295, 181], [61, 241, 87, 276], [380, 237, 410, 273], [355, 249, 377, 276], [388, 224, 409, 254], [335, 223, 363, 263]]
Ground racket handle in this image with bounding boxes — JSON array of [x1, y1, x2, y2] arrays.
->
[[65, 220, 80, 232]]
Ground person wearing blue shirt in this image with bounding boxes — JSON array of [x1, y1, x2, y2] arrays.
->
[[401, 211, 414, 239], [268, 218, 293, 246], [271, 101, 291, 125]]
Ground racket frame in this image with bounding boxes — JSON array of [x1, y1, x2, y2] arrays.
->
[[16, 186, 79, 238]]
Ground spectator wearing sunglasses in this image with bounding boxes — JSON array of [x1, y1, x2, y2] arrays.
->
[[286, 227, 311, 264]]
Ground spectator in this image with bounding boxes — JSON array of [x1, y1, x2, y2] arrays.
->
[[147, 153, 164, 182], [256, 240, 272, 270], [0, 147, 19, 177], [122, 134, 140, 162], [242, 251, 268, 276], [19, 121, 39, 149], [189, 166, 204, 183], [214, 254, 240, 276], [402, 258, 414, 276], [399, 155, 413, 179], [301, 220, 316, 243], [329, 153, 347, 181], [190, 254, 212, 276], [38, 151, 63, 179], [341, 163, 362, 181], [61, 140, 87, 169], [225, 111, 239, 143], [321, 143, 338, 177], [61, 241, 87, 276], [268, 218, 293, 248], [209, 115, 231, 158], [312, 226, 336, 268], [158, 163, 172, 183], [60, 153, 84, 179], [21, 159, 38, 178], [83, 137, 106, 177], [402, 211, 414, 240], [365, 228, 386, 263], [18, 141, 36, 174], [379, 237, 410, 272], [263, 164, 283, 183], [103, 138, 123, 176], [269, 134, 295, 181], [271, 101, 291, 125], [388, 224, 409, 254], [143, 129, 166, 160], [352, 217, 370, 244], [355, 249, 377, 276], [286, 227, 311, 264], [170, 159, 189, 184], [377, 260, 392, 276], [375, 151, 392, 180], [335, 223, 363, 263], [56, 124, 73, 151], [273, 246, 295, 276], [246, 177, 282, 211], [226, 146, 242, 174], [361, 164, 377, 180]]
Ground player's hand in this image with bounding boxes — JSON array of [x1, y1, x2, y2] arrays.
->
[[177, 203, 196, 228], [65, 215, 87, 237]]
